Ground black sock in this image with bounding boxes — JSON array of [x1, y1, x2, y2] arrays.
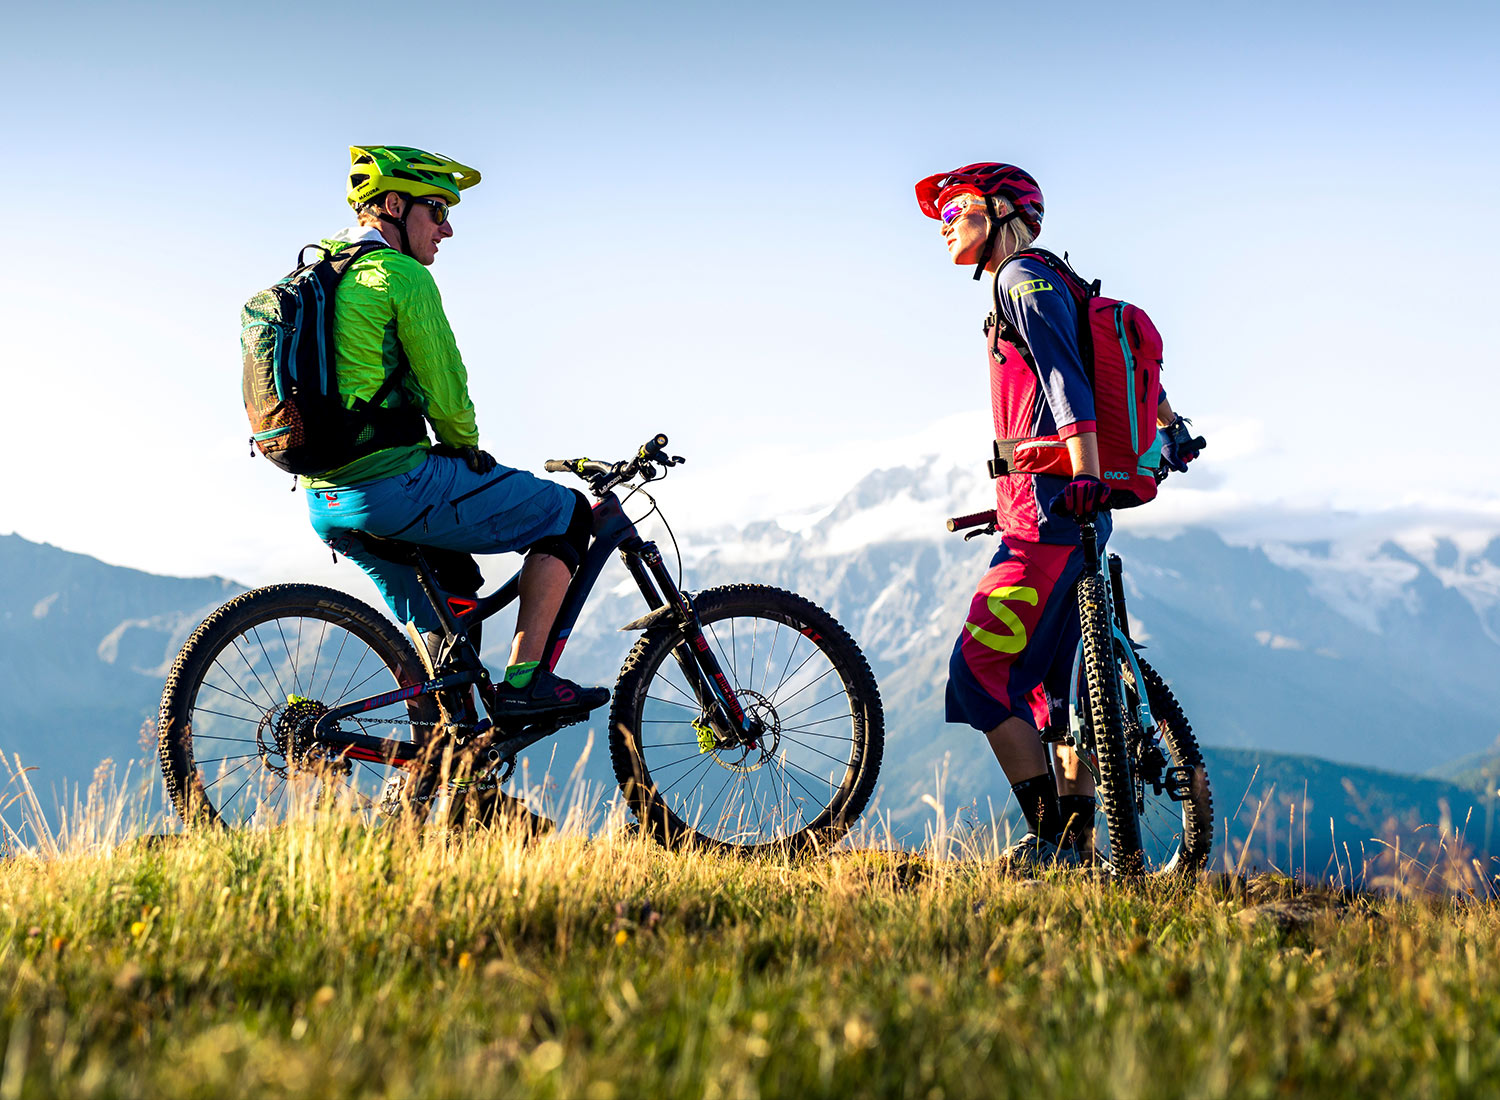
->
[[1058, 794, 1097, 849], [1011, 775, 1062, 844]]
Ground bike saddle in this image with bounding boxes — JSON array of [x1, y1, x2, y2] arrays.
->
[[347, 532, 484, 594]]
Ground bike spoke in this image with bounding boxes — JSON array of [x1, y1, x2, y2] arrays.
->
[[655, 751, 722, 801], [767, 653, 832, 708], [648, 685, 700, 710], [775, 679, 845, 722], [320, 626, 354, 701], [193, 753, 261, 766], [277, 619, 302, 698], [189, 703, 262, 726], [248, 626, 288, 702], [768, 626, 801, 700], [305, 618, 329, 697], [230, 641, 282, 710], [776, 733, 853, 769], [201, 756, 255, 793]]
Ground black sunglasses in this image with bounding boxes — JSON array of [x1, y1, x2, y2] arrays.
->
[[408, 197, 451, 225]]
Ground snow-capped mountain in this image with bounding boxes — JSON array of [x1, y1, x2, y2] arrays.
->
[[5, 435, 1498, 867]]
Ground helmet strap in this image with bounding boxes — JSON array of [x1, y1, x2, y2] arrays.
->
[[374, 195, 415, 257], [971, 195, 1023, 281]]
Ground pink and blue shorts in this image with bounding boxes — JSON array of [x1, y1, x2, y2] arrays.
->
[[945, 534, 1103, 734]]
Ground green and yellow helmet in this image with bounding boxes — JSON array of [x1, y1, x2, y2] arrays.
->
[[346, 145, 481, 208]]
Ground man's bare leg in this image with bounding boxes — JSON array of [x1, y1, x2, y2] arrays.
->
[[509, 553, 570, 667]]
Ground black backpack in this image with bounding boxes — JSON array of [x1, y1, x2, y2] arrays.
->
[[241, 241, 426, 475]]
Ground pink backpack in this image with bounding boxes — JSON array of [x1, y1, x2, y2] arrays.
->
[[997, 249, 1165, 507]]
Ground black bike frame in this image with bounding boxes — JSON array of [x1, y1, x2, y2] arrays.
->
[[311, 490, 754, 767]]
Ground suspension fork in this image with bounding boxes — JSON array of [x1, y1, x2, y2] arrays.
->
[[622, 538, 755, 739]]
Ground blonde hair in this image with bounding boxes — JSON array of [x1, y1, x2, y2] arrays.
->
[[994, 195, 1036, 257]]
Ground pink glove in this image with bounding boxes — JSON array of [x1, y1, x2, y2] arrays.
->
[[1049, 475, 1112, 518]]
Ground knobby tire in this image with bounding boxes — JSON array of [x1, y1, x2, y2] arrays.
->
[[1124, 656, 1214, 873], [157, 584, 434, 827], [609, 584, 884, 855], [1078, 573, 1143, 870]]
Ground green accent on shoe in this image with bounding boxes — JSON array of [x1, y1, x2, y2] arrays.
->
[[692, 718, 716, 754], [504, 661, 540, 689]]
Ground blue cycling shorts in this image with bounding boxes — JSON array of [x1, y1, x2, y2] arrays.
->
[[306, 451, 574, 631]]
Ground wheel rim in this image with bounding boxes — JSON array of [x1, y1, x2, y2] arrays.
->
[[629, 611, 864, 848], [175, 610, 420, 826]]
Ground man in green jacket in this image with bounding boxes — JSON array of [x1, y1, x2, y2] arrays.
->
[[305, 145, 607, 734]]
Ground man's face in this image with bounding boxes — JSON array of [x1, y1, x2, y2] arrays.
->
[[938, 191, 989, 265], [401, 195, 454, 266]]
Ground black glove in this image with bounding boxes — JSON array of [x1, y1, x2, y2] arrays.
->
[[433, 443, 497, 475], [1157, 416, 1202, 473], [462, 447, 497, 475]]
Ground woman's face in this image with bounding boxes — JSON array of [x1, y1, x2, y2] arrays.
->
[[938, 191, 990, 265]]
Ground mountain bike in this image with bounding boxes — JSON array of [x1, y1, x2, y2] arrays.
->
[[945, 505, 1214, 875], [157, 434, 884, 853]]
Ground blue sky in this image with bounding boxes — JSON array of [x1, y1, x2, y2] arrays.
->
[[2, 0, 1497, 582]]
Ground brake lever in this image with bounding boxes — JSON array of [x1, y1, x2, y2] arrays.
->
[[963, 523, 997, 541]]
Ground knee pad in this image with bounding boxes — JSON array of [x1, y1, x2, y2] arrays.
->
[[526, 489, 592, 574]]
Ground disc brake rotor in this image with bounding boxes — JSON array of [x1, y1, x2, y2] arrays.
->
[[694, 689, 781, 774]]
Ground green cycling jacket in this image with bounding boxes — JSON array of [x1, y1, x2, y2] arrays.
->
[[300, 229, 480, 489]]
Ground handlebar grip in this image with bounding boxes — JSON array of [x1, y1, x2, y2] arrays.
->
[[946, 509, 998, 533], [543, 459, 570, 473], [1191, 436, 1207, 451], [639, 433, 669, 459]]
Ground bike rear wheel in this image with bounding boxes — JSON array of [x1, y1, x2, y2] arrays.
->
[[157, 584, 436, 827], [609, 584, 884, 854]]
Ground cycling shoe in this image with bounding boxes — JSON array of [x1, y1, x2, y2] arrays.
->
[[483, 669, 609, 722]]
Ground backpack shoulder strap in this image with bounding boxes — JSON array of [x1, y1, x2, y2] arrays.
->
[[324, 239, 390, 276], [1010, 248, 1098, 299]]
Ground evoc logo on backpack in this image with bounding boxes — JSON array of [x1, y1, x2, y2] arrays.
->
[[241, 241, 424, 476]]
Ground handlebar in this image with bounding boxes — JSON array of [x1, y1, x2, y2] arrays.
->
[[544, 433, 685, 496], [946, 509, 997, 533]]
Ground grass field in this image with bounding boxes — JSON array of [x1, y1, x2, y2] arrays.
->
[[0, 766, 1497, 1100]]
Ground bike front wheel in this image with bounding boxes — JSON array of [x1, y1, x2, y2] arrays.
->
[[1117, 656, 1213, 873], [1078, 572, 1213, 875], [157, 584, 436, 828], [609, 584, 884, 854]]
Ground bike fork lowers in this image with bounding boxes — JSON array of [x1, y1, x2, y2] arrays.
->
[[624, 540, 755, 742]]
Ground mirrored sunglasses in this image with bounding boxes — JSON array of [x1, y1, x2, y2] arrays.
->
[[410, 197, 451, 225], [939, 194, 979, 225]]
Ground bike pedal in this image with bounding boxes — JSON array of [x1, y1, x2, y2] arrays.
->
[[1164, 765, 1196, 801]]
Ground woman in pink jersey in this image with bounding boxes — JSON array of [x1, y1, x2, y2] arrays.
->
[[915, 162, 1199, 868]]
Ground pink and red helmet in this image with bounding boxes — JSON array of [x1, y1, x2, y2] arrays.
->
[[915, 162, 1045, 237]]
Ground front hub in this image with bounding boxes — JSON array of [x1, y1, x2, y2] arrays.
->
[[694, 689, 781, 773]]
